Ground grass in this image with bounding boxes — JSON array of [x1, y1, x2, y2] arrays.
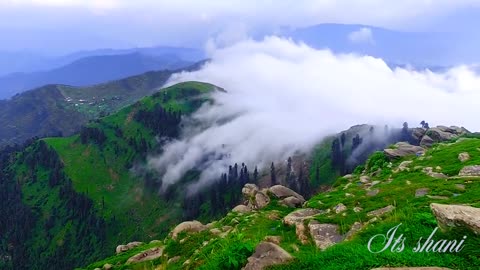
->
[[84, 136, 480, 269]]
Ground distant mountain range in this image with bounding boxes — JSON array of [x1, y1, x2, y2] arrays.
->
[[0, 49, 203, 99], [282, 23, 480, 67], [0, 46, 204, 76]]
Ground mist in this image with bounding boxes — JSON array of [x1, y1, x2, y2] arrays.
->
[[147, 36, 480, 192]]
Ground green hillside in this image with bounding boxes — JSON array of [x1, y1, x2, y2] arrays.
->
[[0, 81, 218, 269], [84, 136, 480, 270], [0, 69, 175, 146]]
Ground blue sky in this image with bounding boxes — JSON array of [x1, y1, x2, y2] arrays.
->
[[1, 0, 480, 54]]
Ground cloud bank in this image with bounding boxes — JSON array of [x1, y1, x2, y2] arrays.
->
[[148, 36, 480, 192], [348, 27, 374, 44]]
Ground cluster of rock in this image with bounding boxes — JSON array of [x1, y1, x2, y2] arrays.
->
[[239, 184, 306, 211], [412, 125, 469, 147]]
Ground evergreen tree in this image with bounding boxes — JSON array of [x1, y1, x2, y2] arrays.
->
[[270, 162, 277, 186]]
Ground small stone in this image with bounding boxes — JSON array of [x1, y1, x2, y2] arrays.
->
[[370, 180, 381, 187], [406, 180, 411, 185], [367, 189, 379, 197], [458, 152, 471, 162], [334, 203, 347, 213], [210, 228, 221, 235], [353, 207, 363, 213], [427, 195, 449, 200], [103, 264, 113, 270], [243, 242, 293, 270], [345, 193, 354, 197], [415, 188, 430, 198], [345, 222, 364, 240], [455, 184, 466, 191], [264, 235, 282, 245], [168, 256, 180, 264], [367, 205, 395, 217], [360, 176, 370, 183]]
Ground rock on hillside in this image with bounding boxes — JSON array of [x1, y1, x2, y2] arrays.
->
[[430, 203, 480, 235]]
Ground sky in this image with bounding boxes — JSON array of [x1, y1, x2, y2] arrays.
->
[[2, 0, 480, 54]]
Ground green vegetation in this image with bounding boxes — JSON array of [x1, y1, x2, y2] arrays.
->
[[85, 136, 480, 269], [0, 81, 218, 269]]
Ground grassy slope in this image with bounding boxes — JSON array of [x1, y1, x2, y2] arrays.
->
[[86, 137, 480, 270], [5, 81, 214, 269]]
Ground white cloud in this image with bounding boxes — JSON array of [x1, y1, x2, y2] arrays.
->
[[148, 36, 480, 192], [348, 27, 374, 44]]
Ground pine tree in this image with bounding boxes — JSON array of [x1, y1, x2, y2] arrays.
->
[[270, 162, 277, 186]]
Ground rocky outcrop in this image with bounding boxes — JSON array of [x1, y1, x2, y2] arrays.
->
[[126, 247, 164, 264], [430, 203, 480, 235], [384, 142, 424, 159], [232, 205, 252, 213], [171, 220, 207, 240], [308, 221, 342, 250], [458, 165, 480, 177], [242, 184, 271, 209], [116, 241, 143, 254], [269, 185, 305, 201], [427, 127, 458, 142], [420, 135, 435, 147], [243, 241, 292, 270]]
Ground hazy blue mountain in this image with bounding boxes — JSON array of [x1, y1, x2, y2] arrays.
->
[[283, 23, 478, 67], [0, 46, 204, 77], [0, 52, 197, 99]]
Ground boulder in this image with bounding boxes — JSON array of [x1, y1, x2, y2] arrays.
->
[[384, 142, 424, 159], [243, 184, 260, 199], [116, 241, 143, 254], [171, 221, 207, 240], [280, 196, 304, 208], [243, 242, 293, 270], [126, 247, 164, 264], [420, 135, 434, 147], [458, 152, 471, 162], [308, 221, 342, 250], [458, 165, 480, 177], [254, 192, 270, 209], [430, 203, 480, 235], [427, 128, 458, 142], [232, 205, 252, 213], [411, 128, 426, 141], [242, 184, 271, 209], [269, 185, 305, 201], [103, 264, 113, 270], [284, 208, 324, 244], [367, 205, 395, 217]]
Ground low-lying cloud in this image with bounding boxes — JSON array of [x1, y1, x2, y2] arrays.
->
[[148, 36, 480, 192]]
